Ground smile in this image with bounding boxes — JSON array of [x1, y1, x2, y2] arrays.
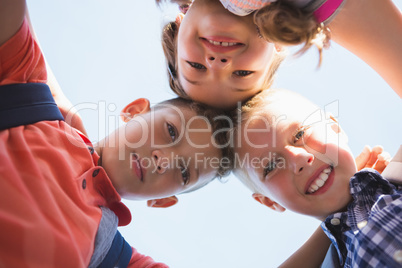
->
[[200, 37, 244, 53], [206, 39, 242, 47], [306, 166, 333, 194]]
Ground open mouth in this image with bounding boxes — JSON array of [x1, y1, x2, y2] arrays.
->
[[306, 166, 334, 194], [132, 154, 144, 181], [200, 37, 244, 53], [205, 39, 242, 47]]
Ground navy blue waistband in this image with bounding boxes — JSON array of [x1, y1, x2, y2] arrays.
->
[[98, 230, 132, 268], [0, 83, 64, 130]]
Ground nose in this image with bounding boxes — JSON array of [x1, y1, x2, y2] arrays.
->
[[151, 149, 169, 174], [206, 55, 231, 69], [286, 146, 314, 175]]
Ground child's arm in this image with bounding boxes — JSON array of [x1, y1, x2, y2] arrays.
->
[[0, 0, 88, 135], [279, 226, 330, 268], [44, 63, 89, 136], [24, 7, 88, 136], [329, 0, 402, 98], [128, 247, 169, 268], [0, 0, 26, 47]]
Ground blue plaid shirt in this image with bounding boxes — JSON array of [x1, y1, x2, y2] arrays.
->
[[321, 169, 402, 268]]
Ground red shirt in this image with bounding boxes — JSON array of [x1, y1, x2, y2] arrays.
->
[[0, 18, 167, 267]]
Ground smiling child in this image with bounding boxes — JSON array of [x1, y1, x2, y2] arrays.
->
[[232, 88, 402, 267], [161, 0, 284, 109], [158, 0, 402, 109]]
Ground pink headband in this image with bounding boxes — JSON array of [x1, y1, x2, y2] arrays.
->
[[313, 0, 344, 23]]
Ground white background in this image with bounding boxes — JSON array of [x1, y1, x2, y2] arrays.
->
[[28, 1, 401, 267]]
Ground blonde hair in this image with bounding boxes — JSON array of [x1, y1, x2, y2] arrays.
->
[[233, 167, 263, 194], [235, 88, 282, 126], [231, 89, 287, 193], [254, 1, 330, 65]]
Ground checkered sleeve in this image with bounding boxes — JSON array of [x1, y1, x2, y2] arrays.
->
[[347, 194, 402, 267]]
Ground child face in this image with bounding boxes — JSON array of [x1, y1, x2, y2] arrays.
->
[[235, 92, 357, 220], [100, 100, 221, 201], [177, 0, 276, 108]]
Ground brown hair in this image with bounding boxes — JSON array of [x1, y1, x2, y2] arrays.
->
[[254, 1, 330, 65], [161, 21, 188, 99]]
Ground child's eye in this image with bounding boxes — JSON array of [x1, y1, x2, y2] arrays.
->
[[180, 165, 190, 186], [187, 61, 206, 70], [294, 126, 310, 143], [263, 160, 277, 178], [233, 70, 253, 77], [166, 123, 177, 142]]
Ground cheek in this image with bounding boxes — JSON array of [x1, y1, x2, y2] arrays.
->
[[338, 149, 357, 174], [123, 121, 150, 145], [177, 31, 202, 61], [182, 85, 210, 104], [303, 131, 341, 164], [264, 174, 292, 203], [246, 42, 275, 66]]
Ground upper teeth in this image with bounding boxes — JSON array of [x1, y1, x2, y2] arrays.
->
[[208, 40, 239, 47], [307, 167, 332, 194]]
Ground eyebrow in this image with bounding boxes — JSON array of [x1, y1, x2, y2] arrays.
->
[[183, 75, 201, 85], [234, 87, 253, 92]]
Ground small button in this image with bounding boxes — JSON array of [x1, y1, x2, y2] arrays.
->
[[82, 179, 87, 189], [92, 169, 100, 177], [357, 220, 367, 229], [87, 146, 94, 155], [393, 250, 402, 263], [330, 218, 340, 225]]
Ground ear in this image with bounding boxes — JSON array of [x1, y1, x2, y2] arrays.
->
[[252, 193, 286, 212], [147, 196, 178, 208], [274, 44, 283, 53], [120, 98, 150, 122], [326, 113, 349, 145], [176, 13, 185, 24], [328, 114, 342, 134]]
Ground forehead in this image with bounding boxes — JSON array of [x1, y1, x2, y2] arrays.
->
[[237, 93, 320, 148], [266, 93, 319, 119], [178, 80, 262, 109], [247, 92, 320, 128], [152, 103, 195, 119]]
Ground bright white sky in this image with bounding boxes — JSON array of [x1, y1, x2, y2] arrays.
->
[[28, 1, 401, 267]]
